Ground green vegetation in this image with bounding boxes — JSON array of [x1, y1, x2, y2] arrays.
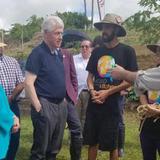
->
[[57, 12, 91, 29], [17, 111, 145, 160], [127, 88, 139, 102], [124, 0, 160, 44], [1, 0, 159, 57], [5, 29, 143, 60], [1, 12, 91, 46]]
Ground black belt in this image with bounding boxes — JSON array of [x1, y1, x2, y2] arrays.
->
[[39, 96, 64, 104], [47, 98, 63, 104], [82, 89, 89, 92]]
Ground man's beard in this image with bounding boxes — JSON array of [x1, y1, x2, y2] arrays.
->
[[102, 31, 115, 43]]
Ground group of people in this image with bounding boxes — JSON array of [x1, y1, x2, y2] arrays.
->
[[0, 12, 160, 160]]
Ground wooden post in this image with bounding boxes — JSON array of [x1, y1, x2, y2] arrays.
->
[[91, 0, 94, 29], [97, 0, 102, 20], [84, 0, 87, 30], [84, 0, 87, 17]]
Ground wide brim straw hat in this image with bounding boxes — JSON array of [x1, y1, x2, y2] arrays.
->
[[94, 13, 126, 37], [0, 42, 7, 47], [147, 41, 160, 54]]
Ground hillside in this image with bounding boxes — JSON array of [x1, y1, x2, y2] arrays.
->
[[4, 30, 157, 70]]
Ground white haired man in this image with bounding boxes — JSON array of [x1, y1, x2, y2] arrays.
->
[[25, 16, 67, 160]]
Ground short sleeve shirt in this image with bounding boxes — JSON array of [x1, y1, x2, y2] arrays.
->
[[25, 42, 66, 99], [86, 43, 138, 115], [0, 55, 24, 96], [87, 43, 138, 90]]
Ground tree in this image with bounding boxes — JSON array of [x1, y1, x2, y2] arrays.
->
[[8, 12, 91, 45], [9, 23, 23, 44], [25, 15, 43, 41], [9, 15, 43, 43], [124, 0, 160, 44], [56, 12, 91, 29]]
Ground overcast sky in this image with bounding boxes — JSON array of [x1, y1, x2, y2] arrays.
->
[[0, 0, 142, 30]]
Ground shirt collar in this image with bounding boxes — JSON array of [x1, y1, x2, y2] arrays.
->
[[51, 48, 60, 55], [79, 53, 90, 60], [41, 41, 60, 55]]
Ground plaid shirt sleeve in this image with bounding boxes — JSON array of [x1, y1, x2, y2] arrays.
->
[[14, 60, 25, 85]]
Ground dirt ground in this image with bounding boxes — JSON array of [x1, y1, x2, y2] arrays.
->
[[133, 45, 157, 69]]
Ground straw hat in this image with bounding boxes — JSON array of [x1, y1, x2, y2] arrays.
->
[[0, 42, 7, 47], [147, 41, 160, 54], [94, 13, 126, 37]]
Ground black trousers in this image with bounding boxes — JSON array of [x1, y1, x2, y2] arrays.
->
[[67, 101, 82, 139], [5, 101, 20, 160], [140, 131, 160, 160]]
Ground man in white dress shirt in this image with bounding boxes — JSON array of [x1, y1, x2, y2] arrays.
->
[[74, 39, 92, 131]]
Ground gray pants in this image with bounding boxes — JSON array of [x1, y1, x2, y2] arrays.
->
[[67, 100, 82, 160], [30, 97, 67, 160], [76, 90, 90, 132]]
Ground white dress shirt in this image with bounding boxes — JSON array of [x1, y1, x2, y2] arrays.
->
[[73, 53, 89, 95]]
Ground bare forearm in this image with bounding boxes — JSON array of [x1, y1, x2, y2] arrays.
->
[[87, 72, 94, 90], [25, 72, 41, 110], [108, 81, 130, 96], [122, 70, 137, 84], [111, 65, 138, 83], [10, 82, 24, 100], [25, 82, 41, 108]]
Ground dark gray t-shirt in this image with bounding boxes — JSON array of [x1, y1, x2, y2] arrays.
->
[[86, 43, 138, 115]]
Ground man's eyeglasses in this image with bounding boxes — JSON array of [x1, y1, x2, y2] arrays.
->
[[81, 45, 90, 48]]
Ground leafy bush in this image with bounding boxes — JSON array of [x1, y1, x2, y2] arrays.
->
[[126, 87, 139, 102]]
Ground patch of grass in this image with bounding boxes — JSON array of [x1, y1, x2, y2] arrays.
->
[[17, 111, 146, 160]]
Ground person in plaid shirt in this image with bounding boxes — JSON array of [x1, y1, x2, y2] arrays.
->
[[0, 42, 24, 160]]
